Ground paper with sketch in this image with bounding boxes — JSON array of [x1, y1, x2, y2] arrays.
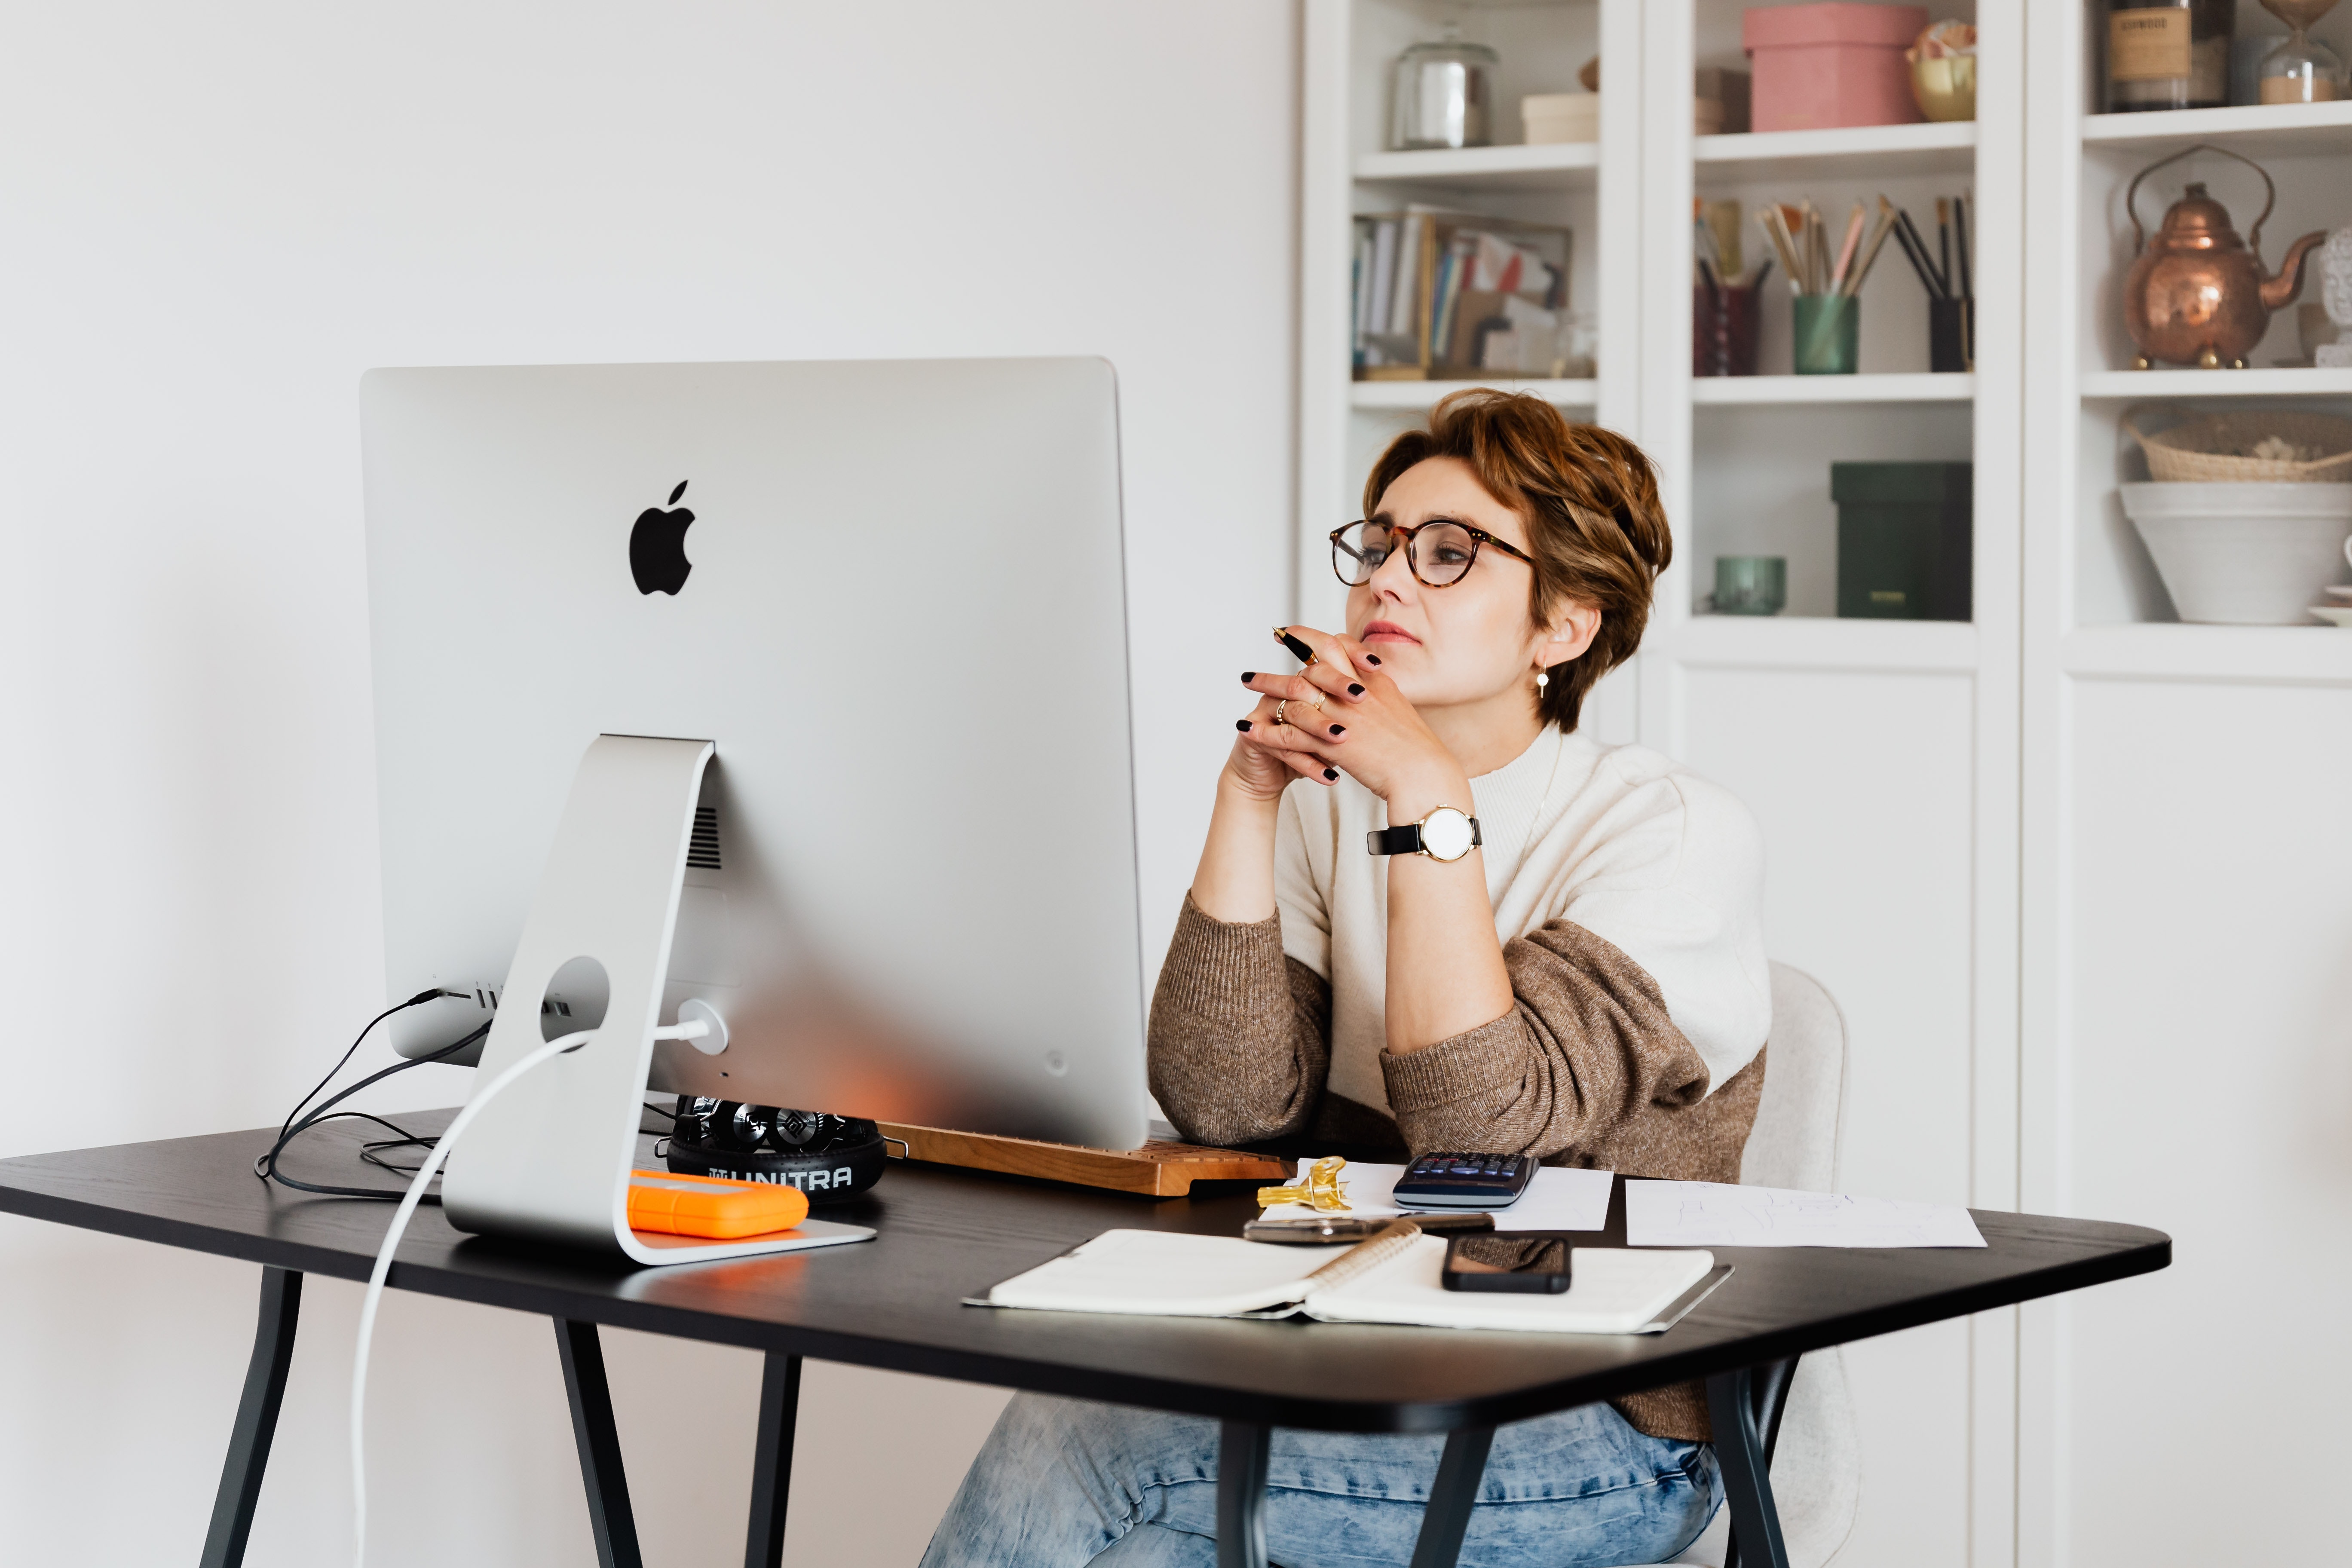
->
[[1262, 1161, 1613, 1232], [1625, 1181, 1986, 1248]]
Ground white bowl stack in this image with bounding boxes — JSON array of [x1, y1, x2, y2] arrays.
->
[[2118, 482, 2352, 625]]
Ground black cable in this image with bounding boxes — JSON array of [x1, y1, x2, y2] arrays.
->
[[254, 1019, 487, 1201], [272, 988, 450, 1155], [256, 996, 686, 1200]]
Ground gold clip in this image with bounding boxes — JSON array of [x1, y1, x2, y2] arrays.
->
[[1257, 1155, 1351, 1211]]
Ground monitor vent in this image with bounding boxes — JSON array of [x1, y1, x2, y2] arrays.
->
[[687, 806, 722, 870]]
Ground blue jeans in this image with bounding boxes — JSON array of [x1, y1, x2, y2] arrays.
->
[[919, 1392, 1721, 1568]]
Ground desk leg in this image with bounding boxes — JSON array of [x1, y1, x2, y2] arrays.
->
[[744, 1351, 802, 1568], [199, 1267, 302, 1568], [555, 1319, 645, 1568], [1408, 1426, 1495, 1568], [1216, 1420, 1271, 1568], [1707, 1363, 1795, 1568]]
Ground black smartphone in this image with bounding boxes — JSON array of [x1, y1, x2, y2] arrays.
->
[[1440, 1234, 1573, 1294]]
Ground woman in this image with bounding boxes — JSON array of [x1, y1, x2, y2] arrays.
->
[[922, 391, 1771, 1568]]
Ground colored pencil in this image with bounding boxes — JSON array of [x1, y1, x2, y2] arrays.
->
[[1829, 202, 1866, 294]]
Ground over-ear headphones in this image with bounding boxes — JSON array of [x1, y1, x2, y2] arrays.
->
[[663, 1096, 890, 1202]]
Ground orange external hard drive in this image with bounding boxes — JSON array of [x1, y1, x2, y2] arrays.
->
[[627, 1169, 811, 1239]]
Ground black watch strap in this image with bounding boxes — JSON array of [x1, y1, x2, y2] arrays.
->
[[1365, 818, 1483, 857]]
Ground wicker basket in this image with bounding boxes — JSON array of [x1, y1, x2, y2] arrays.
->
[[2123, 408, 2352, 483]]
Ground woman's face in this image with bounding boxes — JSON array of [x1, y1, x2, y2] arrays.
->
[[1347, 456, 1594, 710]]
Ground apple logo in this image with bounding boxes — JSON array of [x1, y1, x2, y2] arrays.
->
[[629, 480, 695, 595]]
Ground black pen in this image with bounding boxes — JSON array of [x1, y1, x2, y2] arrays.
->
[[1936, 198, 1953, 299], [1273, 626, 1318, 665], [1952, 194, 1972, 302]]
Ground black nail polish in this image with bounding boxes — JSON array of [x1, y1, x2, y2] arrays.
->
[[1236, 719, 1253, 732], [1347, 683, 1364, 696], [1323, 767, 1338, 781], [1240, 671, 1256, 683], [1328, 724, 1345, 736], [1363, 654, 1381, 666]]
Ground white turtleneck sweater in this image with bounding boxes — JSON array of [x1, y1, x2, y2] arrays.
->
[[1272, 725, 1771, 1112]]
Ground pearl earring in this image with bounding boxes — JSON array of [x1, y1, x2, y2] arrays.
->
[[1536, 671, 1550, 691]]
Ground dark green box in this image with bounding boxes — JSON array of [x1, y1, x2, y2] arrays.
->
[[1831, 462, 1972, 621]]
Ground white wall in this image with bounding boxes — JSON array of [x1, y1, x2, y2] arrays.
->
[[0, 5, 1299, 1564]]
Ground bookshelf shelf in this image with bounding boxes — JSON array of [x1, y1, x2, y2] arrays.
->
[[1353, 142, 1599, 192], [1694, 119, 1977, 181], [1350, 377, 1598, 410], [1692, 372, 1975, 406], [2060, 624, 2352, 683], [2080, 99, 2352, 155], [1660, 614, 1980, 674], [2079, 368, 2352, 401]]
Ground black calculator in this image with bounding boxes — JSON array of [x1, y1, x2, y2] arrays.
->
[[1393, 1152, 1538, 1210]]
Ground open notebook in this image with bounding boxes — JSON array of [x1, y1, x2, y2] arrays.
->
[[977, 1227, 1725, 1336]]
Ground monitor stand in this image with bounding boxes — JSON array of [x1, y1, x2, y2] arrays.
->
[[440, 734, 874, 1265]]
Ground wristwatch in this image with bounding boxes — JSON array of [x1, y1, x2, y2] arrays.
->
[[1366, 806, 1482, 863]]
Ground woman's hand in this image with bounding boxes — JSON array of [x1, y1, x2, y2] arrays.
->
[[1234, 627, 1466, 811]]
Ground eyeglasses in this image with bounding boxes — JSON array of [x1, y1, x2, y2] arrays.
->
[[1329, 518, 1536, 589]]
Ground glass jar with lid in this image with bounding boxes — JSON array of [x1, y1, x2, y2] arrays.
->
[[1389, 25, 1499, 150], [2104, 0, 2234, 111]]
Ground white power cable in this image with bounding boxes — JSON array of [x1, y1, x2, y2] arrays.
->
[[347, 1015, 708, 1566]]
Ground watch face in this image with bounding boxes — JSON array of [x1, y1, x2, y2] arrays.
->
[[1421, 808, 1476, 862]]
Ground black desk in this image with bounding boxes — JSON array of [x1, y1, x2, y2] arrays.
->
[[0, 1113, 2168, 1568]]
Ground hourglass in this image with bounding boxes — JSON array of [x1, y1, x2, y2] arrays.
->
[[2259, 0, 2346, 104]]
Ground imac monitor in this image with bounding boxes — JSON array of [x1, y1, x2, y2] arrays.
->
[[361, 357, 1148, 1152]]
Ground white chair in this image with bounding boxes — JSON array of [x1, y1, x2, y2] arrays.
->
[[1646, 962, 1864, 1568]]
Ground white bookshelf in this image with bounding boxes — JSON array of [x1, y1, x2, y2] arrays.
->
[[1695, 117, 1978, 178], [2079, 94, 2352, 149], [2080, 367, 2352, 400], [1348, 376, 1598, 410], [2013, 8, 2352, 1568], [1303, 6, 2352, 1564], [1354, 141, 1599, 190], [1657, 611, 1981, 672], [1301, 6, 2027, 1563], [2060, 623, 2352, 681], [1690, 371, 1975, 404]]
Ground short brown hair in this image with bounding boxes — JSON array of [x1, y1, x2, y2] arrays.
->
[[1362, 389, 1671, 732]]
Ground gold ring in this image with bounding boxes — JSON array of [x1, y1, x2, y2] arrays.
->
[[1274, 699, 1290, 726], [1305, 688, 1326, 710]]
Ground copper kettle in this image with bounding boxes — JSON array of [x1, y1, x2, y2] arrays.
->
[[2124, 144, 2325, 370]]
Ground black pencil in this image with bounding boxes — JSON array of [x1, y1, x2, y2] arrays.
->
[[1896, 206, 1945, 297], [1892, 207, 1943, 298], [1936, 198, 1952, 300], [1952, 194, 1972, 302]]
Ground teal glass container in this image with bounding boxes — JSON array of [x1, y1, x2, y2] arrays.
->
[[1713, 555, 1788, 615], [1793, 294, 1860, 375]]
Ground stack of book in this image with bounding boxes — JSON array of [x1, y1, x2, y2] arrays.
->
[[1354, 207, 1574, 381]]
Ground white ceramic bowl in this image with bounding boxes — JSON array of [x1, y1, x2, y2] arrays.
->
[[2312, 605, 2352, 627], [2119, 482, 2352, 625]]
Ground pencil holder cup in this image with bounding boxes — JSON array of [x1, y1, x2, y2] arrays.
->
[[1713, 555, 1787, 616], [1793, 295, 1860, 374], [1929, 297, 1973, 372], [1694, 283, 1762, 377]]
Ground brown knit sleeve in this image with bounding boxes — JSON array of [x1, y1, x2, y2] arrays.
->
[[1147, 894, 1332, 1148], [1378, 918, 1753, 1178]]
